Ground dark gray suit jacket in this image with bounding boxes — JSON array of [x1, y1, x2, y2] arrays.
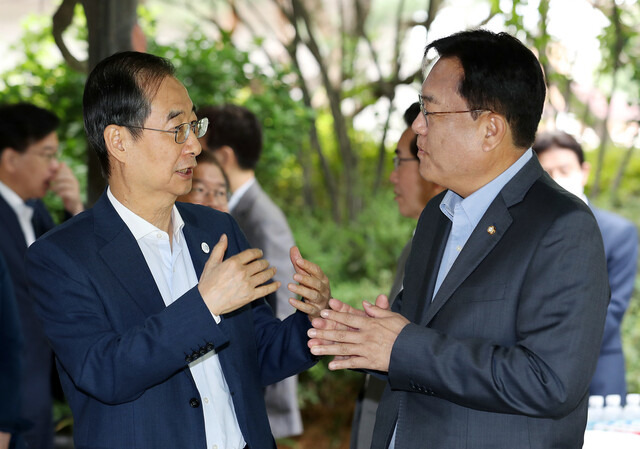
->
[[371, 156, 610, 449], [231, 180, 302, 438]]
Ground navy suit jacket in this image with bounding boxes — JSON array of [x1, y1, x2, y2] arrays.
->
[[590, 207, 638, 398], [370, 157, 610, 449], [25, 192, 316, 449], [0, 195, 55, 449]]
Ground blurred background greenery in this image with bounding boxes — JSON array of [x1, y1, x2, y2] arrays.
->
[[1, 1, 639, 447]]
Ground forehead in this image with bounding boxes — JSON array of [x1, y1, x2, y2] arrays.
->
[[421, 57, 464, 104], [396, 128, 415, 154], [147, 76, 194, 124], [538, 147, 581, 167], [194, 162, 225, 182]]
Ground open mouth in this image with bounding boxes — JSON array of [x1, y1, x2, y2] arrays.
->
[[176, 168, 193, 176]]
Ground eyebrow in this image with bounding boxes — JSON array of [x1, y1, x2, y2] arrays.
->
[[421, 94, 439, 105], [166, 105, 197, 123]]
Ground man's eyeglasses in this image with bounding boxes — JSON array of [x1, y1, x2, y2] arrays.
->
[[125, 117, 209, 144], [418, 94, 491, 126], [393, 155, 418, 169], [191, 184, 229, 201]]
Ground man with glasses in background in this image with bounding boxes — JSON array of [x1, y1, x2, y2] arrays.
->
[[25, 51, 330, 449], [309, 30, 609, 449], [0, 103, 84, 449], [350, 102, 443, 449]]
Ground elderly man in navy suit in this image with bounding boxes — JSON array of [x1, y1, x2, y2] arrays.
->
[[534, 130, 638, 402], [308, 30, 609, 449], [0, 103, 84, 449], [25, 51, 329, 449]]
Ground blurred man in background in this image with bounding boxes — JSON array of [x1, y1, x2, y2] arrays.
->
[[0, 103, 84, 449], [178, 150, 229, 213], [534, 130, 638, 402]]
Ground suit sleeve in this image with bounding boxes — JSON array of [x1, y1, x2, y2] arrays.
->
[[601, 219, 638, 349], [388, 208, 609, 419], [25, 238, 226, 405]]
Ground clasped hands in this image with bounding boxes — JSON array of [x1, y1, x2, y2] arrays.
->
[[306, 296, 410, 372], [197, 234, 331, 319]]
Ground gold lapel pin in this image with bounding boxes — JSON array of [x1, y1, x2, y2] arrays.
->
[[487, 225, 496, 235]]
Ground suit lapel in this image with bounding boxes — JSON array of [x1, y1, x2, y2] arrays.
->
[[421, 156, 544, 325], [94, 193, 166, 316], [422, 198, 512, 324], [401, 210, 450, 323]]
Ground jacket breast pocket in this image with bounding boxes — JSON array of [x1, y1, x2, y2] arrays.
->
[[454, 283, 507, 303]]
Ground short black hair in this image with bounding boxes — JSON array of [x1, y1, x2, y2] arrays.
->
[[403, 102, 420, 128], [425, 29, 546, 149], [197, 104, 262, 170], [0, 103, 59, 156], [532, 131, 584, 165], [83, 51, 176, 178], [403, 103, 420, 158]]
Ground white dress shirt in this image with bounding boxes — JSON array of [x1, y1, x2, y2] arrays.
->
[[0, 180, 36, 246], [107, 187, 245, 449]]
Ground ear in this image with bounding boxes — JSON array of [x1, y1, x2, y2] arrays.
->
[[214, 146, 236, 170], [103, 125, 128, 164], [481, 113, 507, 153], [580, 161, 591, 187], [0, 147, 21, 173]]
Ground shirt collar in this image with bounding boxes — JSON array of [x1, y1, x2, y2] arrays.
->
[[107, 186, 185, 243], [0, 179, 32, 215], [440, 149, 533, 228], [228, 176, 256, 212]]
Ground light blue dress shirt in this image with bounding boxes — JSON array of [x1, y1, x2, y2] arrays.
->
[[388, 148, 532, 449]]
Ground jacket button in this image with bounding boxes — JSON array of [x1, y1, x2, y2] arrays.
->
[[189, 398, 200, 408], [206, 343, 214, 351], [185, 355, 192, 363], [199, 347, 207, 356]]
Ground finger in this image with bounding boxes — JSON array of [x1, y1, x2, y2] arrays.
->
[[206, 234, 228, 266], [292, 272, 323, 292], [327, 356, 372, 371], [250, 267, 277, 287], [253, 280, 280, 300], [289, 246, 309, 276], [294, 256, 327, 280], [230, 247, 264, 265], [245, 258, 270, 277], [287, 283, 320, 303], [328, 298, 367, 317], [374, 294, 390, 310], [362, 301, 397, 319], [309, 340, 361, 358], [307, 326, 363, 345], [320, 308, 369, 330], [289, 297, 316, 315]]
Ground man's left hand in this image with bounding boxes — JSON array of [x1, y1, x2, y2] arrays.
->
[[287, 246, 331, 320], [307, 300, 410, 372]]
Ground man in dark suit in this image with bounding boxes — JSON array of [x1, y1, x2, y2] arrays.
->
[[25, 51, 329, 449], [198, 104, 304, 438], [309, 30, 609, 449], [350, 103, 443, 449], [534, 130, 638, 401], [0, 250, 24, 449], [0, 103, 84, 449]]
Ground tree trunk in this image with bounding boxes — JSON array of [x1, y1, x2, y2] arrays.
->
[[82, 0, 138, 205]]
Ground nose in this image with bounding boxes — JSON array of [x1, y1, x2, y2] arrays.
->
[[184, 128, 202, 157], [389, 166, 399, 184], [412, 113, 427, 135]]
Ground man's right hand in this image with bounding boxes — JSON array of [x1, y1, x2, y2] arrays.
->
[[198, 234, 279, 316]]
